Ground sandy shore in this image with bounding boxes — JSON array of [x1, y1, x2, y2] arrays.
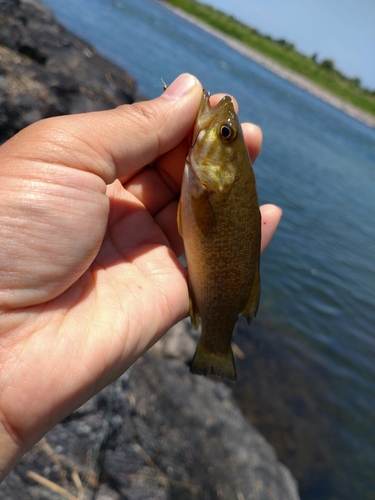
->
[[162, 2, 375, 129]]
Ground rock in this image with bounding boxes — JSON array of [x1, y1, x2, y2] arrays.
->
[[154, 318, 336, 496], [151, 317, 198, 363], [0, 0, 137, 143], [0, 354, 299, 500]]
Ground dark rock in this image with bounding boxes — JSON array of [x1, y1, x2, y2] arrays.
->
[[154, 318, 337, 497], [0, 355, 299, 500], [0, 0, 137, 143]]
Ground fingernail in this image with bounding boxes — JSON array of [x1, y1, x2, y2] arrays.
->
[[163, 73, 197, 99]]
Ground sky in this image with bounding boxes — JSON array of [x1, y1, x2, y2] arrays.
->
[[204, 0, 375, 90]]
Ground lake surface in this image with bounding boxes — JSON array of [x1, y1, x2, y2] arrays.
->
[[40, 0, 375, 498]]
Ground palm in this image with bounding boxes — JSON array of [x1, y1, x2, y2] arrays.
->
[[76, 177, 188, 373], [1, 160, 188, 450]]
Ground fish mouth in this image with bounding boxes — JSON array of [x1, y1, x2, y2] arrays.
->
[[191, 93, 234, 148], [211, 94, 233, 111], [197, 94, 235, 131]]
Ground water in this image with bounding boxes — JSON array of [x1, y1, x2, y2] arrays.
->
[[40, 0, 375, 498]]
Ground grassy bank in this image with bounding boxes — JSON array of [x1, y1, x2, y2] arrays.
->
[[163, 0, 375, 117]]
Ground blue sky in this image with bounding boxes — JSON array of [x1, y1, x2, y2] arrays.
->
[[204, 0, 375, 90]]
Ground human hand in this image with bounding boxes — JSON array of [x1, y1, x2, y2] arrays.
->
[[0, 73, 281, 479]]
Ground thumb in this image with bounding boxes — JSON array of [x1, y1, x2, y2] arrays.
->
[[7, 73, 203, 185], [110, 73, 203, 182]]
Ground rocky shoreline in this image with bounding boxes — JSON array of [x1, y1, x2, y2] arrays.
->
[[0, 1, 300, 499], [1, 335, 300, 500], [0, 0, 138, 144], [162, 2, 375, 129]]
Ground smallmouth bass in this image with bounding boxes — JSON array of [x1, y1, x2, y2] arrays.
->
[[178, 90, 261, 381]]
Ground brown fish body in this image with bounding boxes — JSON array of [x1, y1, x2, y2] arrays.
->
[[178, 91, 261, 381]]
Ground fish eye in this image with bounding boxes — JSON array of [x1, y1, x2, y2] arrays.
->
[[220, 124, 236, 142]]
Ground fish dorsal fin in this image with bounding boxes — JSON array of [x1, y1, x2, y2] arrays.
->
[[187, 277, 200, 330]]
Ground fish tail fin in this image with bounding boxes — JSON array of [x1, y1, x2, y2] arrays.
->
[[190, 340, 237, 382]]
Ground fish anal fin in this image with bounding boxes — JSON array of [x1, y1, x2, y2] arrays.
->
[[242, 265, 261, 324], [192, 190, 216, 237], [190, 339, 236, 382], [187, 278, 200, 331]]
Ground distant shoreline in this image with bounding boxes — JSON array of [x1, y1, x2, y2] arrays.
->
[[161, 2, 375, 129]]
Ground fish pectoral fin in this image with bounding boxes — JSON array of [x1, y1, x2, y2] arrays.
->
[[188, 278, 200, 330], [192, 189, 217, 237], [177, 197, 183, 237], [241, 264, 261, 324]]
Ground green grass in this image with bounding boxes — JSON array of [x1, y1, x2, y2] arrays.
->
[[163, 0, 375, 117]]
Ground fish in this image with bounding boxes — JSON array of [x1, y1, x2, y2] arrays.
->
[[177, 90, 261, 382]]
